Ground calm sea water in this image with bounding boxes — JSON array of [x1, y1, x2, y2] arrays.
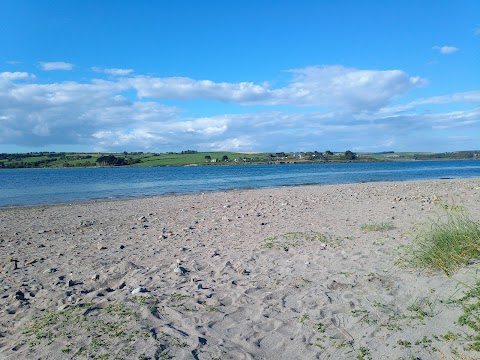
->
[[1, 160, 479, 208]]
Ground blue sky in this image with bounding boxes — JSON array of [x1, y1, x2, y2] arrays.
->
[[1, 0, 479, 153]]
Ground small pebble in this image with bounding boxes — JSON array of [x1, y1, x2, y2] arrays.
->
[[238, 268, 249, 275], [131, 287, 147, 295], [14, 291, 25, 301], [174, 265, 187, 274]]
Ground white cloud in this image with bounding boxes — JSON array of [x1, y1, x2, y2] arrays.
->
[[270, 66, 424, 110], [126, 76, 269, 103], [92, 67, 134, 76], [0, 77, 179, 148], [0, 65, 477, 152], [379, 90, 480, 115], [432, 46, 459, 54], [199, 136, 256, 151], [125, 66, 424, 111], [410, 91, 480, 106], [0, 72, 35, 81], [40, 62, 74, 71]]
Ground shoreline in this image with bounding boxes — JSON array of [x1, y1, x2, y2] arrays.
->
[[1, 178, 480, 359], [3, 176, 480, 211]]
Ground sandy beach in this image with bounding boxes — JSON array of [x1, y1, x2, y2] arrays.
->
[[1, 178, 480, 359]]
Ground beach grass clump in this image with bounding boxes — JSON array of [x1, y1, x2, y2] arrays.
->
[[360, 222, 395, 232], [408, 204, 480, 275]]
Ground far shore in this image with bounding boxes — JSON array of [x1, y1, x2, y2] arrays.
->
[[2, 150, 478, 169]]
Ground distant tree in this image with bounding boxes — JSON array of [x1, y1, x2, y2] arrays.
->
[[324, 150, 333, 156], [344, 150, 357, 160], [205, 155, 211, 161], [96, 155, 129, 166], [222, 155, 229, 161]]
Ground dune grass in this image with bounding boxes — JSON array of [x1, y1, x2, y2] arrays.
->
[[408, 204, 480, 276]]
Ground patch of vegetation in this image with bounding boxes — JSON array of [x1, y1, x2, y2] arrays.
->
[[133, 295, 157, 305], [452, 279, 480, 351], [351, 309, 379, 326], [442, 331, 461, 341], [332, 339, 350, 349], [21, 300, 184, 359], [361, 222, 395, 232], [260, 231, 334, 250], [406, 297, 437, 321], [295, 313, 309, 324], [314, 322, 325, 333], [170, 293, 191, 301], [357, 346, 372, 360], [205, 306, 220, 313], [414, 335, 432, 348], [106, 303, 133, 317], [396, 339, 412, 348], [407, 203, 480, 275]]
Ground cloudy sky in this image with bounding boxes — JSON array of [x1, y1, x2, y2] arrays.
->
[[1, 1, 479, 153]]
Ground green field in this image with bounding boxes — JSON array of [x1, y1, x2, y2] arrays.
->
[[0, 151, 278, 168], [133, 152, 272, 166]]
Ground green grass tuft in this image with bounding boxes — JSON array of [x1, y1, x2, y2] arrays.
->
[[407, 204, 480, 275], [360, 222, 395, 232]]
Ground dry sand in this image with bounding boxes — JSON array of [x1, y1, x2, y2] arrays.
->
[[1, 179, 480, 359]]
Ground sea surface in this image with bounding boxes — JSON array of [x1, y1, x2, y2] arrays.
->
[[1, 160, 479, 208]]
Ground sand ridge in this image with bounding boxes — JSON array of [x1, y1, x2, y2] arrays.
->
[[1, 179, 480, 359]]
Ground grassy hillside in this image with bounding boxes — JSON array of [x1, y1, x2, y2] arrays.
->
[[133, 152, 272, 166], [0, 151, 274, 168]]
